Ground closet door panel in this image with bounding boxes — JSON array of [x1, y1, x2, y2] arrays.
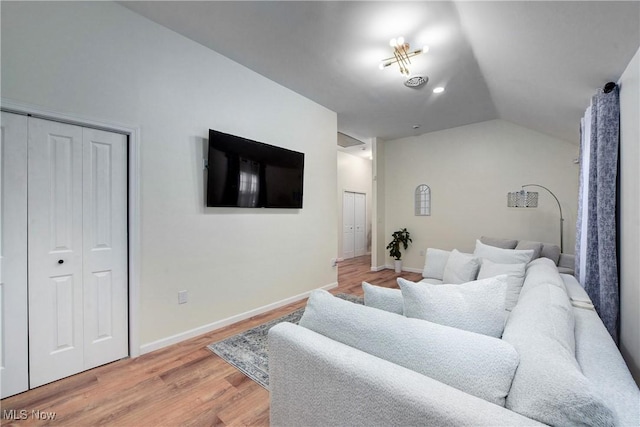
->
[[354, 193, 366, 257], [28, 118, 84, 388], [0, 112, 29, 398], [82, 128, 128, 369], [342, 192, 355, 259]]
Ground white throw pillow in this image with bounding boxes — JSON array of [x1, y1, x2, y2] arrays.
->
[[399, 276, 509, 338], [299, 290, 520, 407], [477, 259, 526, 311], [422, 248, 451, 279], [362, 281, 403, 314], [442, 249, 481, 284], [474, 239, 535, 264]]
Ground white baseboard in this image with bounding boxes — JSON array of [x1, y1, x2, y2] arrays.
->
[[380, 264, 423, 274], [139, 281, 338, 355]]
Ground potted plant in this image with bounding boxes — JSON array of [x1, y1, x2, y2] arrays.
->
[[386, 228, 412, 273]]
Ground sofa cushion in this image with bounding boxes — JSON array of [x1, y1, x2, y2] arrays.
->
[[521, 257, 567, 296], [477, 259, 526, 311], [480, 236, 518, 249], [422, 248, 451, 279], [573, 304, 640, 426], [515, 240, 543, 259], [299, 290, 520, 407], [502, 283, 617, 426], [474, 239, 534, 264], [562, 273, 640, 425], [398, 276, 508, 338], [541, 243, 561, 264], [362, 282, 403, 315], [419, 277, 444, 285], [442, 249, 481, 284]]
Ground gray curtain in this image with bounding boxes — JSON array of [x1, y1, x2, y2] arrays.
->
[[575, 85, 620, 343]]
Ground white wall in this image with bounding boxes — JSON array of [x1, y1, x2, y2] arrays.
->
[[382, 119, 579, 271], [1, 2, 337, 347], [337, 151, 372, 258], [619, 46, 640, 384]]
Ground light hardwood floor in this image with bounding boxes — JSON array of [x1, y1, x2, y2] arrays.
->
[[1, 256, 422, 426]]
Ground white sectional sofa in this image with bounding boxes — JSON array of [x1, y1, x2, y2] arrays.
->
[[268, 242, 639, 426]]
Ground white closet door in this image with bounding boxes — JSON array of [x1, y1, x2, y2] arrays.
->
[[28, 118, 85, 388], [0, 112, 29, 398], [342, 192, 355, 259], [354, 193, 366, 257], [82, 128, 128, 369]]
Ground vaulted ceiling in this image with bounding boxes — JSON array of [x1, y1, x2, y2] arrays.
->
[[121, 1, 639, 153]]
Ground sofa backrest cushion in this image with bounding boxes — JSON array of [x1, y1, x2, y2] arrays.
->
[[502, 282, 617, 426], [477, 259, 526, 311], [480, 236, 518, 249], [514, 240, 543, 259], [442, 249, 481, 284], [299, 290, 520, 407], [422, 248, 451, 279], [474, 240, 534, 264], [480, 236, 562, 265], [540, 243, 561, 264], [362, 281, 403, 315], [521, 257, 566, 297], [398, 276, 508, 338]]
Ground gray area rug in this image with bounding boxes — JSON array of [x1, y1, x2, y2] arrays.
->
[[207, 293, 363, 389]]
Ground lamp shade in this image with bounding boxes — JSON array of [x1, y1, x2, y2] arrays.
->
[[507, 190, 539, 208], [506, 184, 563, 252]]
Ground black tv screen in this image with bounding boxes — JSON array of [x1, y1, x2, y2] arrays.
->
[[206, 129, 304, 208]]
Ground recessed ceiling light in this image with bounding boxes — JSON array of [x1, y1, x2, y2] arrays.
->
[[433, 86, 445, 94]]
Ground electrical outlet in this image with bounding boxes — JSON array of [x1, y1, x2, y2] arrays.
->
[[420, 250, 425, 256], [178, 290, 188, 304]]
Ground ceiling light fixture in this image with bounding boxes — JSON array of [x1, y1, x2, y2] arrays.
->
[[433, 86, 445, 94], [379, 37, 428, 77]]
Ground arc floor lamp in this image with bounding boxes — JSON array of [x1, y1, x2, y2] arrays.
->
[[507, 184, 564, 252]]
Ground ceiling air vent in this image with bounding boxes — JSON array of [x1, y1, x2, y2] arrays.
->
[[337, 132, 365, 148], [404, 76, 428, 88]]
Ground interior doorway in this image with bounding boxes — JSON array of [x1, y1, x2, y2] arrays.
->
[[342, 191, 366, 259]]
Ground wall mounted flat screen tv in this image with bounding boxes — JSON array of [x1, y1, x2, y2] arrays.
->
[[207, 129, 304, 208]]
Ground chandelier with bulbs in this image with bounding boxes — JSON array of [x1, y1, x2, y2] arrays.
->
[[379, 37, 429, 77]]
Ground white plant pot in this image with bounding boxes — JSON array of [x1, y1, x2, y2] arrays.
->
[[394, 260, 402, 273]]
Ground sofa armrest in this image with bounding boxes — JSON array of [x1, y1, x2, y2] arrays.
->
[[557, 253, 575, 275], [269, 322, 541, 427], [558, 253, 575, 269]]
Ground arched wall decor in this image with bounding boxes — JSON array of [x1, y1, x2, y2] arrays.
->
[[415, 184, 431, 216]]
